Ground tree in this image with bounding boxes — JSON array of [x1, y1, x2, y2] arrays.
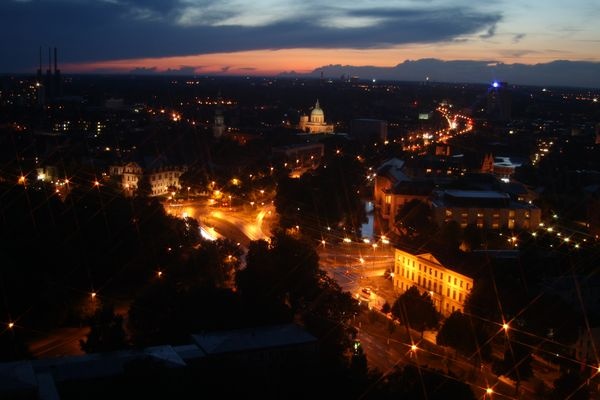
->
[[0, 327, 31, 362], [436, 311, 490, 360], [394, 199, 435, 239], [372, 364, 476, 399], [391, 286, 440, 336], [80, 304, 128, 353], [553, 368, 591, 400], [493, 335, 533, 396], [438, 220, 462, 251], [136, 173, 153, 198], [462, 223, 484, 251], [236, 233, 320, 313]]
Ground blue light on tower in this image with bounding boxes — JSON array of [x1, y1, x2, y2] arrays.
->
[[492, 81, 499, 88]]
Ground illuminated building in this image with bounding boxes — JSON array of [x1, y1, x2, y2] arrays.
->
[[298, 100, 334, 134], [431, 189, 541, 230], [393, 247, 473, 316], [110, 162, 187, 196], [213, 104, 226, 138], [272, 143, 324, 177]]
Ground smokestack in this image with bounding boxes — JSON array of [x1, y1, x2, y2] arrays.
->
[[37, 46, 42, 79], [47, 48, 51, 73], [54, 47, 57, 73]]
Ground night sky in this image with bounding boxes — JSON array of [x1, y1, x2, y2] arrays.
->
[[2, 0, 600, 84]]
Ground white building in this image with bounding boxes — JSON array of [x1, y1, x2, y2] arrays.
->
[[298, 100, 334, 134], [109, 162, 187, 197]]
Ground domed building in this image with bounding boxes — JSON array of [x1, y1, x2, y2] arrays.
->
[[298, 100, 334, 134]]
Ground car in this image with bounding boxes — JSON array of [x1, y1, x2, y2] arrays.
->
[[361, 287, 372, 296]]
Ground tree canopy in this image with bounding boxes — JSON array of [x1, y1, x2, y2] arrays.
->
[[391, 286, 440, 335]]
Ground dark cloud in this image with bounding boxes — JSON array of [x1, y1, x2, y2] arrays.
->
[[512, 33, 526, 43], [1, 1, 501, 71], [479, 24, 497, 39], [165, 66, 199, 75], [128, 65, 200, 75], [129, 66, 158, 74]]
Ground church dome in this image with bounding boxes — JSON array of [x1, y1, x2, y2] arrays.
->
[[310, 100, 324, 123]]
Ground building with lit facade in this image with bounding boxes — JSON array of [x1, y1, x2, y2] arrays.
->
[[430, 189, 541, 230], [272, 143, 325, 177], [109, 162, 187, 197], [298, 100, 334, 134], [393, 247, 474, 316]]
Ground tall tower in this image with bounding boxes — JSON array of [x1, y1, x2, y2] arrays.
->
[[53, 47, 62, 98], [212, 92, 226, 138], [36, 47, 45, 106], [45, 48, 53, 99], [486, 81, 511, 122]]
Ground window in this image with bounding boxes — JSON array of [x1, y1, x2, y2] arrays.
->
[[454, 278, 457, 285], [411, 272, 414, 281], [434, 271, 437, 278], [440, 273, 443, 280], [429, 268, 432, 275], [448, 276, 451, 283], [418, 276, 421, 285], [459, 293, 463, 302], [447, 288, 450, 296], [453, 290, 456, 300], [466, 283, 470, 290], [460, 281, 463, 288]]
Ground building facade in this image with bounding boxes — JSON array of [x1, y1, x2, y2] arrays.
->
[[109, 162, 187, 197], [393, 248, 473, 316], [430, 189, 541, 230]]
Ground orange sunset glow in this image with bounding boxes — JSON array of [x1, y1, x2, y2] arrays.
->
[[63, 43, 578, 76]]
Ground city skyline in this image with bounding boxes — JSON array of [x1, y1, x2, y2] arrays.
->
[[2, 0, 600, 86]]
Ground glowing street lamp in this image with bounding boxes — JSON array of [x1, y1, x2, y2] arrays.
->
[[8, 322, 14, 329], [90, 292, 97, 300]]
